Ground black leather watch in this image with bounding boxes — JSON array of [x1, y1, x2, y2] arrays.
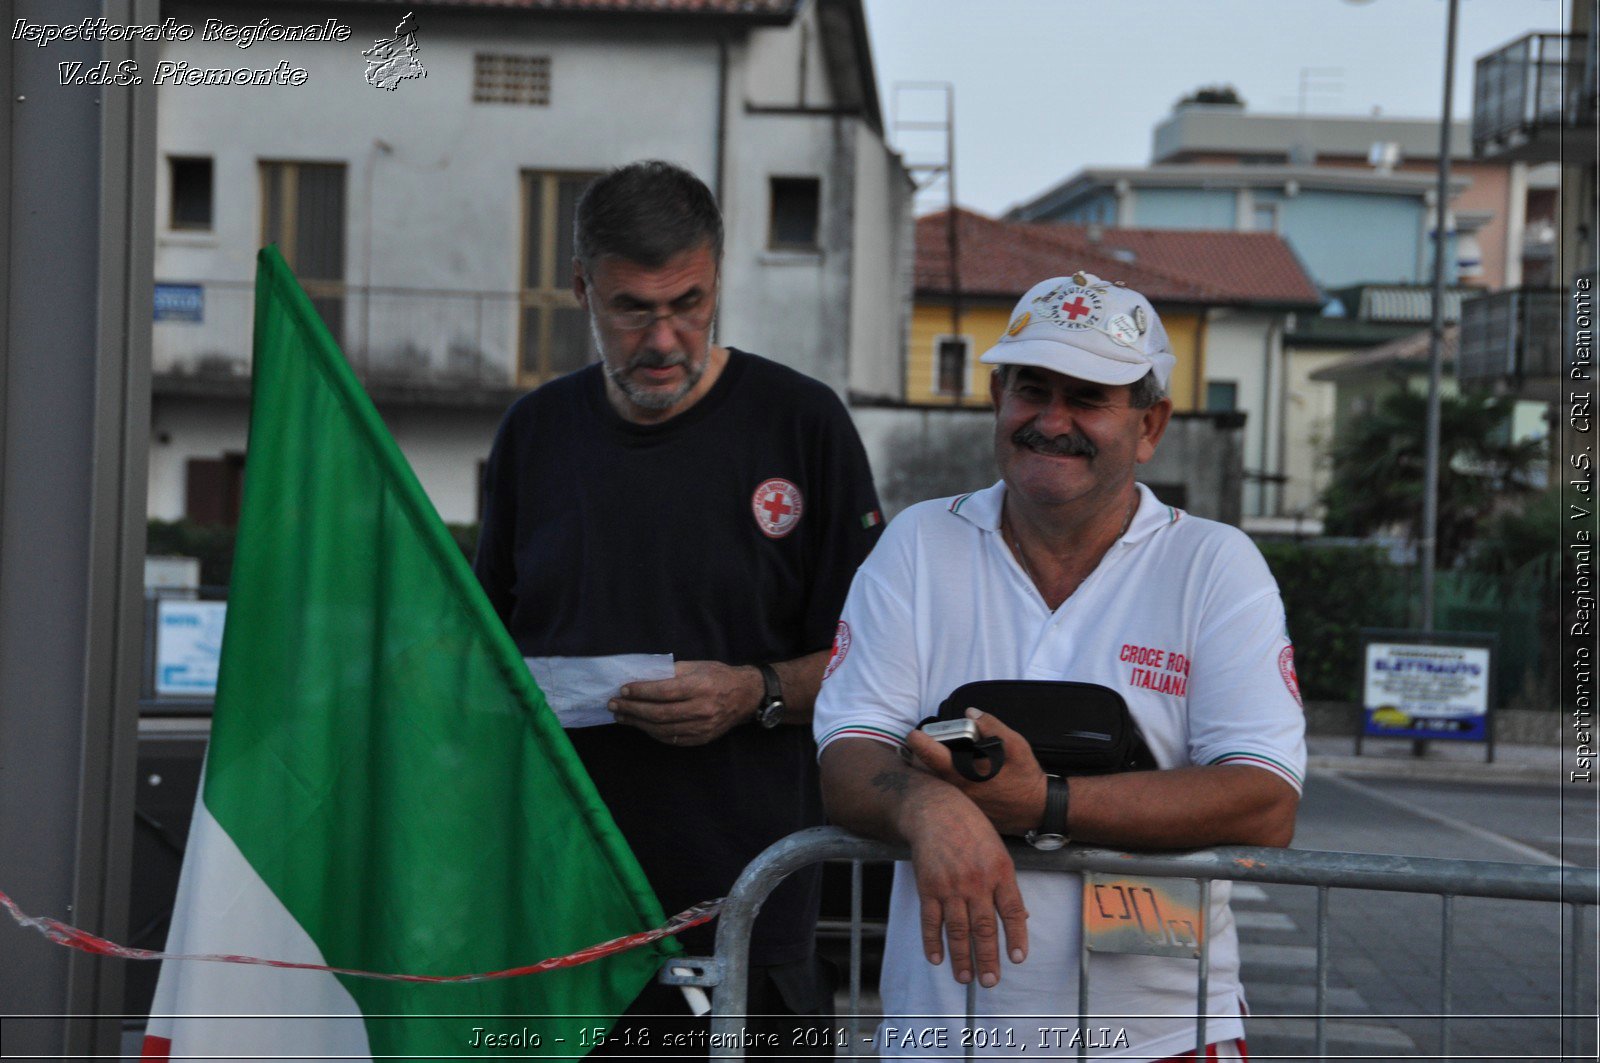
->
[[754, 663, 785, 729], [1024, 775, 1070, 851]]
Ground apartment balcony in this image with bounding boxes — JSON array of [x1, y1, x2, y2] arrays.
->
[[151, 280, 573, 408], [1473, 31, 1598, 163], [1457, 286, 1564, 386]]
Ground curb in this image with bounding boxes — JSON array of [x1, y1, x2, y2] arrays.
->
[[1308, 754, 1564, 786]]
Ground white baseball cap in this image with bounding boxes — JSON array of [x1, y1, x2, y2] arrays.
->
[[978, 272, 1175, 390]]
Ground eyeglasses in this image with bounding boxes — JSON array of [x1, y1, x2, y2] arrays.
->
[[600, 302, 716, 332], [585, 276, 718, 332]]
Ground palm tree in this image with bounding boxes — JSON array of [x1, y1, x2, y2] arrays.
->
[[1322, 389, 1546, 568]]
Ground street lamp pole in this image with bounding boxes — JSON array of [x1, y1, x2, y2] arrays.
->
[[1421, 0, 1461, 632]]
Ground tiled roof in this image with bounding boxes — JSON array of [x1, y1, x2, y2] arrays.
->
[[319, 0, 798, 16], [916, 209, 1322, 308]]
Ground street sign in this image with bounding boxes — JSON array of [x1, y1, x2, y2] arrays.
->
[[154, 283, 203, 322], [154, 599, 227, 696], [1360, 630, 1496, 745]]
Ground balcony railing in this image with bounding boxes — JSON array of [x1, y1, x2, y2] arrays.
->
[[152, 280, 532, 394], [1473, 31, 1597, 159], [1457, 286, 1564, 383]]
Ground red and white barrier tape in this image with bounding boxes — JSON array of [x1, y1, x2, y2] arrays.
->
[[0, 888, 721, 984]]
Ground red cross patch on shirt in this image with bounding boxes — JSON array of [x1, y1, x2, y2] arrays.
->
[[752, 478, 804, 539]]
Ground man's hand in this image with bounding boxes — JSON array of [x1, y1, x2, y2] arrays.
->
[[608, 660, 762, 746], [903, 789, 1030, 988], [905, 709, 1050, 836], [820, 739, 1031, 988]]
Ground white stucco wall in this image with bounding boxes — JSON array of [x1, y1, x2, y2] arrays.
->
[[150, 397, 499, 525], [848, 125, 913, 401], [156, 2, 724, 379], [719, 105, 853, 387], [148, 398, 251, 521], [744, 4, 835, 109], [1199, 308, 1284, 518], [1281, 348, 1345, 519], [380, 406, 503, 524]]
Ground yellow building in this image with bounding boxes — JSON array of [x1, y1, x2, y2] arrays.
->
[[907, 300, 1207, 410]]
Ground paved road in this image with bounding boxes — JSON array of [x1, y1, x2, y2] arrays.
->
[[1238, 770, 1597, 1062]]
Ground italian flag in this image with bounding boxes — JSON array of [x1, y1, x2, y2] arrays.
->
[[142, 249, 671, 1061]]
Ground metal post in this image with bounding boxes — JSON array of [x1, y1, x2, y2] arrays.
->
[[964, 945, 977, 1062], [1439, 894, 1455, 1059], [1566, 904, 1584, 1057], [849, 859, 862, 1053], [945, 86, 962, 405], [1315, 886, 1330, 1057], [1193, 878, 1210, 1055], [1420, 0, 1461, 632], [1078, 918, 1091, 1063], [0, 0, 155, 1054]]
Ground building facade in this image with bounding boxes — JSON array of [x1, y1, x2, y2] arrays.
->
[[150, 0, 913, 525], [1146, 99, 1561, 292], [1008, 162, 1468, 292]]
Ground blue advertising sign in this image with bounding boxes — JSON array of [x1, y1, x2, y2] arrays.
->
[[1361, 637, 1494, 742], [155, 599, 227, 696], [154, 283, 204, 322]]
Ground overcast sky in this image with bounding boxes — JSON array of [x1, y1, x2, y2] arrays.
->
[[861, 0, 1567, 216]]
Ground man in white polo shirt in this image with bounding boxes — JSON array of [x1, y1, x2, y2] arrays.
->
[[812, 273, 1306, 1061]]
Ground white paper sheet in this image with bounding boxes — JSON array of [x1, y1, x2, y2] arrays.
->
[[524, 653, 676, 729]]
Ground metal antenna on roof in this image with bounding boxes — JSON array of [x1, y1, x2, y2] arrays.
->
[[1296, 66, 1344, 116], [893, 81, 964, 402]]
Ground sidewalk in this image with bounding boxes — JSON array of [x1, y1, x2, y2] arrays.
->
[[1307, 732, 1570, 785]]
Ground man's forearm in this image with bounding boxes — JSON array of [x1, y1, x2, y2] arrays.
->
[[765, 648, 829, 725], [820, 736, 1031, 986], [819, 738, 966, 843], [1068, 764, 1299, 849]]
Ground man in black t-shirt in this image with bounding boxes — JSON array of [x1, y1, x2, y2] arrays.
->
[[474, 160, 883, 1055]]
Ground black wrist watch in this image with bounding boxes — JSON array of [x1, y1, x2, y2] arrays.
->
[[754, 663, 785, 729], [1025, 775, 1070, 851]]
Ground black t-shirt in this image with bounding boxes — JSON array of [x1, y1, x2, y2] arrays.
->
[[474, 349, 882, 964]]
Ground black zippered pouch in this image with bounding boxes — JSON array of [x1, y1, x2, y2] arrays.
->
[[934, 679, 1156, 777]]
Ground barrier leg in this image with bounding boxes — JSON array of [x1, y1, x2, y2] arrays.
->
[[1438, 893, 1455, 1059], [850, 859, 863, 1056], [1314, 886, 1330, 1058]]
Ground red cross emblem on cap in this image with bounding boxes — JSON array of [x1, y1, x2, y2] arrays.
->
[[752, 478, 804, 539], [1061, 296, 1093, 320]]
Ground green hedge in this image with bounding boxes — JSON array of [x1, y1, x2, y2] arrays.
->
[[1257, 541, 1409, 703], [146, 520, 240, 589]]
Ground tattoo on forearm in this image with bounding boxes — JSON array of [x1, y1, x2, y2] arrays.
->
[[871, 769, 910, 796]]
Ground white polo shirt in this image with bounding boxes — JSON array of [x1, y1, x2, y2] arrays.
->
[[814, 481, 1307, 1060]]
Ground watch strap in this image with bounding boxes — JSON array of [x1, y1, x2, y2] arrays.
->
[[1040, 774, 1070, 837], [755, 663, 784, 728], [756, 663, 782, 705]]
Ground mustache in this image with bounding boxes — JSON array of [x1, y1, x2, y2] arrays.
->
[[627, 351, 687, 371], [1012, 424, 1098, 458]]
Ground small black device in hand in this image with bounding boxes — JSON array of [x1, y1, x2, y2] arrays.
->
[[920, 718, 1007, 781]]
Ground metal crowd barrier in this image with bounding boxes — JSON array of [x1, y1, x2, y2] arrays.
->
[[666, 826, 1598, 1060]]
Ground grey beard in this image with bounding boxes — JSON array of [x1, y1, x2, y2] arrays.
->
[[592, 317, 713, 411], [605, 359, 701, 410]]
